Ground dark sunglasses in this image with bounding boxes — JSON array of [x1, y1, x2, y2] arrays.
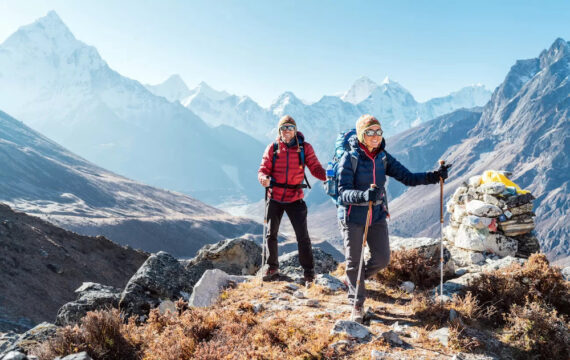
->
[[280, 125, 296, 131], [364, 129, 383, 136]]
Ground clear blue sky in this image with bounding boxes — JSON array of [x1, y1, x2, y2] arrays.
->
[[1, 0, 568, 106]]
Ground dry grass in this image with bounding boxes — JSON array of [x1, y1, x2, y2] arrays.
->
[[502, 300, 570, 360], [409, 293, 449, 328], [375, 249, 441, 289], [465, 253, 570, 325]]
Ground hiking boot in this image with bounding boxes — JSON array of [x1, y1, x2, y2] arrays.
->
[[351, 305, 365, 324], [262, 268, 279, 281], [303, 271, 315, 284]]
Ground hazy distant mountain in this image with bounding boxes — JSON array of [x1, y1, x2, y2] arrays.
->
[[177, 75, 490, 161], [144, 74, 191, 103], [0, 109, 261, 258], [386, 38, 570, 262], [0, 11, 264, 205]]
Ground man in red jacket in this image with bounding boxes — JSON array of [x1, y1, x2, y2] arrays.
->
[[258, 115, 326, 283]]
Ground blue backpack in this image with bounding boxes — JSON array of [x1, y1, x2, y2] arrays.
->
[[323, 128, 387, 205]]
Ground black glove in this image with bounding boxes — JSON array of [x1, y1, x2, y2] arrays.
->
[[363, 187, 380, 202], [437, 163, 452, 180]]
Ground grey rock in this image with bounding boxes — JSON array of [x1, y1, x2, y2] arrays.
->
[[4, 322, 57, 354], [314, 274, 347, 293], [484, 233, 518, 257], [330, 320, 372, 343], [480, 182, 506, 195], [1, 351, 27, 360], [562, 267, 570, 281], [158, 300, 177, 315], [55, 352, 93, 360], [252, 303, 264, 313], [399, 281, 415, 293], [119, 251, 193, 317], [390, 321, 409, 335], [455, 268, 468, 276], [381, 330, 403, 345], [56, 283, 121, 326], [293, 291, 306, 299], [189, 269, 249, 307], [449, 309, 459, 321], [328, 340, 351, 349], [0, 332, 19, 354], [429, 327, 449, 347], [389, 236, 440, 260], [481, 256, 525, 272], [185, 238, 261, 276], [465, 200, 502, 217], [305, 299, 319, 307], [285, 284, 299, 291], [433, 273, 481, 298], [483, 194, 501, 206], [278, 248, 338, 277]]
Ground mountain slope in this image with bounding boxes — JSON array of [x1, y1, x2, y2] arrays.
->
[[387, 38, 570, 261], [0, 203, 148, 331], [0, 109, 261, 257], [0, 11, 263, 205], [144, 74, 191, 103]]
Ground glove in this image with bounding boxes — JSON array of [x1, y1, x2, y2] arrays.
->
[[437, 163, 452, 180], [363, 187, 380, 202]]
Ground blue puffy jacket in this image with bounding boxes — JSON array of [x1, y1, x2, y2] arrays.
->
[[337, 136, 439, 225]]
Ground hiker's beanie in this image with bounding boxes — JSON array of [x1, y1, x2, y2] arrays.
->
[[277, 115, 297, 133], [356, 114, 381, 143]]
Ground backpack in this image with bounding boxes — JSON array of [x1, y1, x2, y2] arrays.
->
[[323, 128, 387, 204], [270, 137, 311, 189]]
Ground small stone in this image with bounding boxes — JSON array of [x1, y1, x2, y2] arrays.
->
[[293, 291, 306, 299], [252, 303, 264, 313], [1, 351, 27, 360], [314, 274, 347, 292], [381, 330, 403, 345], [429, 327, 450, 347], [305, 299, 319, 307], [562, 267, 570, 281], [158, 299, 177, 315], [56, 352, 94, 360], [328, 340, 351, 349], [390, 321, 408, 335], [330, 320, 372, 343], [449, 309, 459, 321], [371, 349, 391, 359], [285, 284, 299, 291], [455, 268, 468, 276], [399, 281, 415, 293]]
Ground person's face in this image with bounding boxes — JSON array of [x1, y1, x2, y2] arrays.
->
[[280, 124, 296, 142], [363, 125, 383, 148]]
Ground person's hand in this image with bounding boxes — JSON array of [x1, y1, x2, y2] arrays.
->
[[437, 163, 452, 180], [260, 176, 270, 187], [363, 187, 380, 202]]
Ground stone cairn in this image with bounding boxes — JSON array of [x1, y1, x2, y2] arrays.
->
[[444, 171, 540, 261]]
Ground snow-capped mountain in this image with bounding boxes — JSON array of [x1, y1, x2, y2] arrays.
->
[[0, 11, 264, 205], [385, 38, 570, 262], [0, 109, 260, 258], [181, 74, 491, 162], [341, 76, 380, 104], [144, 74, 191, 103]]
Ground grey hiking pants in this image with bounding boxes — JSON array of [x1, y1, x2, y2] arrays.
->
[[340, 219, 390, 307]]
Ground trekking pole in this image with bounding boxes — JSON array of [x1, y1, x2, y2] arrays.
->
[[439, 160, 445, 301], [260, 180, 269, 287], [351, 184, 376, 321]]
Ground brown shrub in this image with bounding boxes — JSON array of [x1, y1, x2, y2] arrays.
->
[[375, 249, 441, 289], [32, 309, 139, 360], [466, 253, 570, 325], [502, 300, 570, 360], [448, 322, 485, 352], [451, 292, 496, 323], [410, 293, 449, 327]]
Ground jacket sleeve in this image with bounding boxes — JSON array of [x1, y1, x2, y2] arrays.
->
[[258, 143, 273, 184], [385, 152, 439, 186], [337, 153, 366, 204], [304, 143, 326, 181]]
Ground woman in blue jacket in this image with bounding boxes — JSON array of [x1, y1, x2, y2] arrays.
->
[[338, 114, 449, 322]]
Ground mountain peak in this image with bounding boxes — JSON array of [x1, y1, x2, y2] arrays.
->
[[144, 74, 191, 102], [341, 76, 379, 104], [540, 37, 570, 67], [382, 76, 391, 85]]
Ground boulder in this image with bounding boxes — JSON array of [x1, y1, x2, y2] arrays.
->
[[278, 248, 338, 278], [119, 251, 193, 317], [465, 200, 502, 217], [381, 330, 403, 345], [188, 269, 249, 307], [461, 215, 492, 230], [480, 256, 525, 272], [482, 194, 501, 207], [2, 322, 57, 355], [185, 238, 261, 276], [498, 217, 535, 236], [448, 246, 485, 267], [433, 273, 481, 298], [56, 283, 121, 326], [468, 176, 481, 187], [505, 193, 535, 208], [429, 327, 450, 347]]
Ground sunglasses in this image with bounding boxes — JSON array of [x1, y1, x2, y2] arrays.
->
[[364, 129, 383, 137], [280, 125, 296, 131]]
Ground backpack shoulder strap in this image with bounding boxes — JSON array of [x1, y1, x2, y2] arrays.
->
[[349, 151, 358, 174], [271, 141, 279, 170], [380, 151, 388, 171]]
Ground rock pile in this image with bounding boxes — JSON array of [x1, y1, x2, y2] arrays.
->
[[444, 171, 540, 262]]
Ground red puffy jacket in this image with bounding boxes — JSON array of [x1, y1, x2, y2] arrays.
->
[[258, 132, 326, 202]]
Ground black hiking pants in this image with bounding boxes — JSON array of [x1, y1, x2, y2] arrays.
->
[[265, 199, 314, 275]]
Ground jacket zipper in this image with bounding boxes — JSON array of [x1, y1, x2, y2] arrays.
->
[[281, 145, 290, 202]]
